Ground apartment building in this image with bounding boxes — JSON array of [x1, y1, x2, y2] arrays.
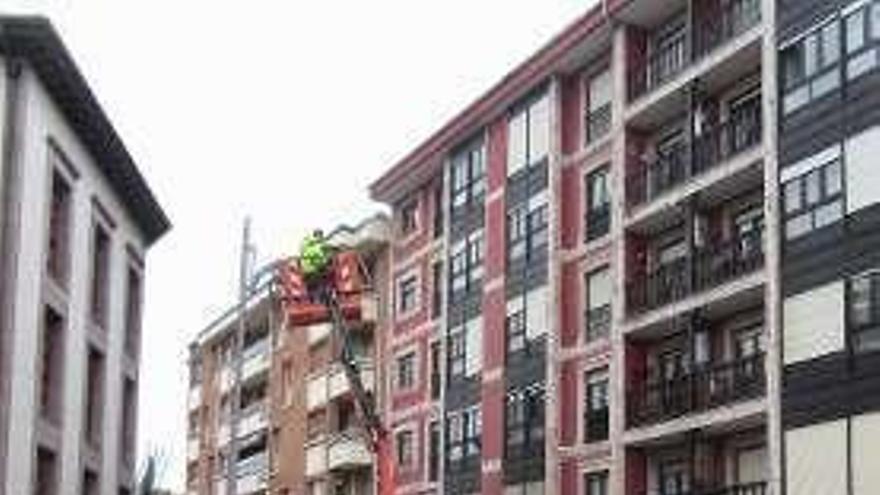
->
[[367, 0, 880, 494], [0, 16, 170, 495], [186, 216, 389, 495]]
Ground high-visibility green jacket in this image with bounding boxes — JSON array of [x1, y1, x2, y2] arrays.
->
[[300, 233, 330, 277]]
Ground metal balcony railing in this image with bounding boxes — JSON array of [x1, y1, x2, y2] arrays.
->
[[637, 480, 768, 495], [626, 228, 764, 315], [628, 0, 761, 102], [586, 103, 612, 146], [626, 98, 762, 210], [627, 353, 765, 427]]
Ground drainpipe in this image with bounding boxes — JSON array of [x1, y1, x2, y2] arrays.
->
[[0, 52, 24, 495]]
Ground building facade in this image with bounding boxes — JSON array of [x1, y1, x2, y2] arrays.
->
[[0, 16, 170, 495], [368, 1, 880, 495], [186, 216, 389, 495]]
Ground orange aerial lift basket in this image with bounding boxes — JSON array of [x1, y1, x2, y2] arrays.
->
[[276, 250, 366, 325]]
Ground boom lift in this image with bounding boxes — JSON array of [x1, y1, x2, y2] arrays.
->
[[275, 249, 395, 495]]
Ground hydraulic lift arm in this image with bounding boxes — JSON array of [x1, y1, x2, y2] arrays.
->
[[276, 256, 395, 495]]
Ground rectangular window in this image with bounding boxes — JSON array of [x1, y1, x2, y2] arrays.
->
[[508, 200, 548, 264], [505, 386, 545, 452], [506, 297, 527, 354], [447, 328, 466, 379], [397, 274, 419, 315], [124, 266, 142, 358], [432, 261, 443, 319], [429, 420, 440, 481], [449, 230, 484, 300], [448, 317, 482, 379], [586, 268, 612, 343], [430, 342, 441, 400], [585, 167, 611, 241], [849, 270, 880, 353], [585, 69, 612, 145], [46, 170, 72, 286], [83, 469, 99, 495], [433, 182, 444, 238], [508, 93, 550, 178], [448, 406, 481, 461], [527, 201, 549, 259], [452, 141, 486, 210], [584, 369, 609, 443], [399, 197, 419, 236], [782, 153, 843, 240], [781, 16, 843, 114], [35, 447, 58, 495], [90, 222, 111, 327], [396, 430, 414, 467], [120, 376, 137, 467], [446, 413, 463, 461], [585, 470, 609, 495], [507, 207, 527, 261], [39, 307, 65, 425], [396, 351, 416, 390], [85, 346, 106, 447]]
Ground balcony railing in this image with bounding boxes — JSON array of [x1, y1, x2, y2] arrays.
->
[[627, 228, 764, 315], [585, 304, 611, 343], [627, 353, 765, 427], [585, 205, 611, 242], [626, 98, 762, 210], [638, 481, 768, 495], [628, 0, 761, 102], [585, 103, 612, 146], [584, 408, 609, 442]]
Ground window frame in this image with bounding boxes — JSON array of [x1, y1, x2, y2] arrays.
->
[[781, 155, 843, 240], [507, 92, 550, 178], [395, 429, 415, 468], [396, 272, 420, 317], [585, 166, 612, 242], [450, 139, 487, 213], [585, 267, 612, 343], [584, 368, 610, 443], [399, 196, 420, 237], [395, 351, 417, 390], [847, 269, 880, 354]]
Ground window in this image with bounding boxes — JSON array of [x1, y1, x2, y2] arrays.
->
[[449, 230, 484, 299], [46, 170, 72, 286], [396, 351, 416, 390], [430, 342, 441, 400], [659, 459, 691, 495], [780, 16, 841, 114], [429, 421, 440, 481], [84, 346, 105, 447], [447, 317, 483, 379], [584, 369, 609, 443], [83, 468, 99, 495], [506, 287, 549, 355], [39, 307, 65, 425], [505, 481, 545, 495], [447, 406, 481, 462], [505, 386, 545, 452], [782, 151, 843, 240], [124, 266, 142, 358], [35, 447, 58, 495], [397, 274, 419, 315], [845, 2, 880, 80], [585, 70, 612, 145], [586, 268, 612, 343], [399, 198, 419, 236], [89, 222, 111, 327], [508, 93, 550, 177], [506, 297, 527, 354], [434, 182, 444, 238], [585, 167, 611, 241], [120, 377, 137, 467], [508, 199, 548, 264], [432, 261, 443, 319], [849, 270, 880, 353], [451, 140, 486, 211], [585, 471, 609, 495]]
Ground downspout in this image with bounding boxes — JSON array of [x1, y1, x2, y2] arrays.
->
[[0, 49, 24, 495]]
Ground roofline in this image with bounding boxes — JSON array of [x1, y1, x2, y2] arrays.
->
[[369, 1, 623, 203], [0, 16, 170, 245]]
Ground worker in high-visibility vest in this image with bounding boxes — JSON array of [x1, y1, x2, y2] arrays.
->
[[300, 229, 332, 296]]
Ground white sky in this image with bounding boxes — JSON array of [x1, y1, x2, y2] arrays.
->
[[4, 0, 595, 489]]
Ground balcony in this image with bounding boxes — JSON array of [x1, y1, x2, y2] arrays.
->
[[237, 402, 268, 439], [308, 359, 374, 411], [306, 440, 328, 478], [241, 338, 270, 381], [235, 452, 268, 494], [626, 96, 762, 212], [627, 353, 765, 428], [626, 228, 764, 316], [627, 0, 761, 103], [327, 431, 372, 471]]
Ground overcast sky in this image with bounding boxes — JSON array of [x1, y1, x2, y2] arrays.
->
[[5, 0, 593, 489]]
